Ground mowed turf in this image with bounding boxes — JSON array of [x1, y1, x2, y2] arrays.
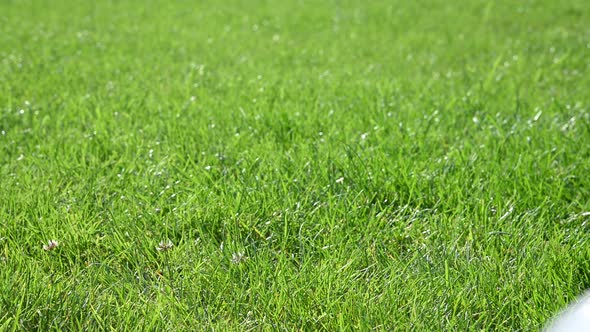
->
[[1, 0, 589, 330]]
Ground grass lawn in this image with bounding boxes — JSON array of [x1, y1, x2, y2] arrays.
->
[[1, 0, 590, 330]]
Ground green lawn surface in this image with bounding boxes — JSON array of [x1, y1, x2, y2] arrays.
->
[[1, 0, 589, 330]]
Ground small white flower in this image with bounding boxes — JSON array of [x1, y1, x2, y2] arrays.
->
[[43, 240, 59, 251], [156, 240, 173, 251], [335, 177, 344, 184], [231, 252, 247, 264]]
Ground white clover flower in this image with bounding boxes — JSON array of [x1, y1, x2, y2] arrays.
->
[[231, 252, 247, 265], [43, 240, 59, 251], [156, 240, 173, 251]]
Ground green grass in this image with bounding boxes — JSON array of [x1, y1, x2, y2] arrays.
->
[[1, 0, 589, 330]]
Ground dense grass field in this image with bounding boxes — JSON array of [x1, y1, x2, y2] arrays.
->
[[1, 0, 589, 330]]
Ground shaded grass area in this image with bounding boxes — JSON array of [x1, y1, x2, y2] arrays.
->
[[1, 0, 590, 330]]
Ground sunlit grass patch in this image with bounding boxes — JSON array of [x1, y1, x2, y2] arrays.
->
[[1, 0, 589, 330]]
